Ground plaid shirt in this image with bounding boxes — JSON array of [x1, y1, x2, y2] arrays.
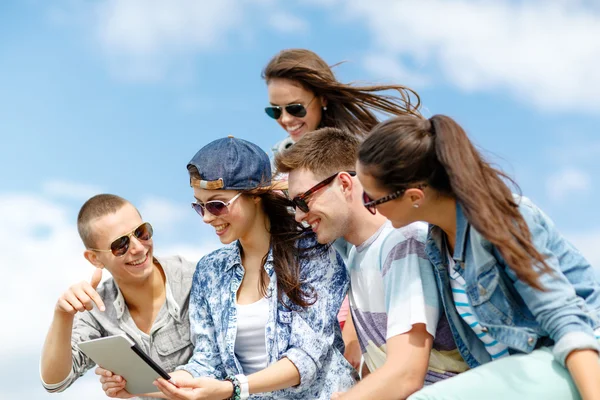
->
[[40, 255, 196, 398], [177, 235, 358, 399]]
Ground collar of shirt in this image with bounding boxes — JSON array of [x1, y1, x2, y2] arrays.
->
[[112, 257, 183, 322], [223, 240, 275, 277]]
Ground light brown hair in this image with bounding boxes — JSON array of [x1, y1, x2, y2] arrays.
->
[[77, 194, 134, 248], [263, 48, 421, 136], [275, 127, 360, 179], [358, 115, 551, 290]]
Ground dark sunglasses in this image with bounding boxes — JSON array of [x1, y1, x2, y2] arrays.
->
[[191, 192, 242, 217], [362, 184, 428, 214], [292, 171, 356, 213], [264, 97, 315, 120], [88, 222, 153, 257]]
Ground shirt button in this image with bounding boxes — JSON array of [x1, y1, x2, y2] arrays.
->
[[478, 285, 487, 296], [528, 337, 535, 345], [481, 326, 489, 333]]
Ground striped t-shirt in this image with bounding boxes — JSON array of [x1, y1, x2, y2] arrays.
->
[[337, 221, 469, 384], [447, 251, 510, 360]]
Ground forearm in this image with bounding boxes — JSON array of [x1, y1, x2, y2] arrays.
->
[[247, 357, 301, 394], [340, 364, 423, 400], [40, 310, 76, 384], [566, 349, 600, 400]]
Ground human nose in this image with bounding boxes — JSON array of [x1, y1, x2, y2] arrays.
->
[[294, 207, 308, 223], [280, 109, 295, 124], [128, 235, 145, 254], [202, 209, 216, 224]]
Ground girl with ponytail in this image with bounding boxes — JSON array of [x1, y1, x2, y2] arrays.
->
[[357, 115, 600, 399]]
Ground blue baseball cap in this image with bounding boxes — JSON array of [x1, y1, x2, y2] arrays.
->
[[187, 136, 273, 190]]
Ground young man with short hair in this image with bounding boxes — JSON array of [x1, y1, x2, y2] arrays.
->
[[275, 128, 468, 400], [40, 194, 195, 398]]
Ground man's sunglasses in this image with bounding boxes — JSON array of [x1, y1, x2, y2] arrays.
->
[[264, 97, 315, 120], [292, 171, 356, 213], [88, 222, 153, 257], [362, 184, 428, 214], [191, 192, 242, 217]]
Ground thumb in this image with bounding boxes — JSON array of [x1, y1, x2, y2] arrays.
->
[[90, 268, 103, 289]]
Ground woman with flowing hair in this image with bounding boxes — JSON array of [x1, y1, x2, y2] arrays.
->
[[262, 48, 421, 157], [263, 48, 423, 373], [356, 114, 600, 399]]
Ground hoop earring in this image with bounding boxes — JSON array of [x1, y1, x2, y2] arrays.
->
[[413, 204, 419, 208]]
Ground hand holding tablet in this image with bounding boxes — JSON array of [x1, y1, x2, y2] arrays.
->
[[78, 334, 174, 395]]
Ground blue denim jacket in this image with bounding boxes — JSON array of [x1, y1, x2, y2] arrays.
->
[[178, 234, 357, 399], [426, 196, 600, 368]]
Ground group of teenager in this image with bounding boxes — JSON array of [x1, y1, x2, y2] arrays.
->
[[39, 48, 600, 400]]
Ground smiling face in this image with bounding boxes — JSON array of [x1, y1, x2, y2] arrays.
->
[[84, 203, 154, 284], [287, 168, 351, 244], [267, 78, 325, 142], [192, 188, 261, 245]]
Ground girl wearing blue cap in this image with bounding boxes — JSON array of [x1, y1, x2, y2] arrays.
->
[[356, 115, 600, 399], [154, 136, 357, 400]]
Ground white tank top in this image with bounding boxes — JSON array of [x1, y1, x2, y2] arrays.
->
[[234, 297, 269, 374]]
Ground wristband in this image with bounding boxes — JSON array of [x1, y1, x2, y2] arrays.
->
[[224, 376, 241, 400], [235, 374, 249, 400]]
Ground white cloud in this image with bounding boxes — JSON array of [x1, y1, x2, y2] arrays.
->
[[43, 180, 104, 201], [545, 167, 591, 201], [268, 12, 309, 34], [95, 0, 243, 56], [315, 0, 600, 113], [362, 53, 431, 88]]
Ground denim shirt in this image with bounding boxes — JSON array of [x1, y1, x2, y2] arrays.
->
[[178, 234, 357, 399], [426, 196, 600, 368]]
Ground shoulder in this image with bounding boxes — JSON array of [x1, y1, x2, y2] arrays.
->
[[380, 222, 429, 259], [157, 255, 197, 280]]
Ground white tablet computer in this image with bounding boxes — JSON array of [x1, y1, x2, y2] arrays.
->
[[78, 334, 172, 395]]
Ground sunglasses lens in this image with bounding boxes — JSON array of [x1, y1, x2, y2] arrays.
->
[[135, 223, 153, 241], [286, 104, 307, 118], [293, 198, 310, 213], [192, 203, 204, 216], [205, 201, 228, 216], [111, 236, 130, 257], [362, 192, 376, 215], [265, 107, 282, 120]]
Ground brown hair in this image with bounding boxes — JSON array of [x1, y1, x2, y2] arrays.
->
[[275, 127, 360, 178], [188, 165, 319, 308], [358, 115, 551, 290], [77, 194, 135, 248], [263, 48, 421, 136]]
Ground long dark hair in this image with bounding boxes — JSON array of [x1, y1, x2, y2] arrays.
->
[[358, 115, 551, 290], [188, 165, 318, 308], [263, 48, 421, 136]]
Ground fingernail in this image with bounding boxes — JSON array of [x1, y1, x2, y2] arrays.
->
[[100, 306, 105, 311]]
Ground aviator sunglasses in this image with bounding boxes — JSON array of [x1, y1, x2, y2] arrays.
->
[[292, 171, 356, 213], [264, 97, 316, 120], [191, 192, 243, 217], [88, 222, 154, 257]]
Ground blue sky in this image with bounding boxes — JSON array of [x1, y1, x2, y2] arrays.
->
[[2, 1, 600, 398]]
